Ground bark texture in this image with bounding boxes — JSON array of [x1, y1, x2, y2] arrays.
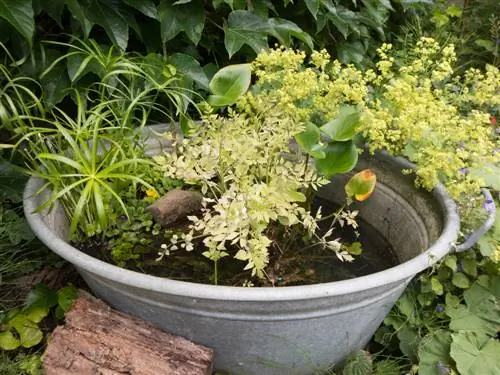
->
[[43, 292, 213, 375], [146, 189, 203, 227]]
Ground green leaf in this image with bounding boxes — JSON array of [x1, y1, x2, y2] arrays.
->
[[444, 255, 457, 272], [304, 0, 320, 19], [397, 326, 420, 363], [315, 141, 358, 178], [0, 0, 34, 43], [447, 305, 499, 336], [451, 332, 500, 375], [477, 235, 496, 257], [158, 0, 206, 45], [25, 284, 58, 309], [320, 106, 361, 141], [0, 330, 20, 350], [169, 53, 209, 90], [469, 165, 500, 190], [337, 41, 366, 65], [345, 242, 362, 255], [267, 18, 313, 50], [85, 0, 130, 50], [123, 0, 158, 19], [0, 160, 28, 202], [224, 10, 268, 58], [8, 314, 43, 348], [445, 293, 461, 309], [58, 285, 78, 312], [446, 4, 462, 17], [295, 122, 325, 159], [66, 0, 93, 37], [373, 359, 400, 375], [208, 63, 251, 106], [418, 330, 452, 375], [38, 0, 65, 26], [452, 272, 470, 289], [41, 60, 71, 106], [342, 350, 373, 375], [461, 258, 477, 278], [431, 277, 444, 296]]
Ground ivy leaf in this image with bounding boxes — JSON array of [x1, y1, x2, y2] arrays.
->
[[123, 0, 158, 19], [267, 18, 313, 50], [169, 53, 210, 90], [294, 122, 325, 159], [0, 330, 20, 350], [451, 332, 500, 375], [417, 330, 452, 375], [208, 63, 251, 106], [315, 141, 358, 178], [158, 0, 205, 45], [0, 0, 34, 43], [224, 10, 268, 58]]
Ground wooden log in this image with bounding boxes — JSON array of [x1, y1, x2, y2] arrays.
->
[[146, 189, 203, 227], [43, 292, 214, 375]]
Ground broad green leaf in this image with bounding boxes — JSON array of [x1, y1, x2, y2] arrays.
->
[[85, 0, 130, 50], [67, 52, 105, 82], [477, 235, 496, 257], [8, 314, 43, 348], [430, 277, 444, 296], [397, 326, 420, 363], [337, 41, 366, 65], [469, 165, 500, 190], [320, 106, 361, 141], [452, 272, 470, 289], [0, 160, 27, 202], [25, 283, 58, 309], [38, 0, 65, 26], [224, 10, 268, 57], [158, 0, 206, 45], [447, 305, 499, 336], [444, 255, 457, 272], [22, 305, 50, 324], [451, 332, 500, 375], [267, 18, 313, 50], [304, 0, 320, 18], [0, 0, 34, 42], [342, 350, 373, 375], [418, 330, 452, 375], [169, 53, 209, 90], [294, 122, 325, 159], [345, 242, 362, 255], [58, 285, 78, 312], [66, 0, 93, 37], [123, 0, 158, 19], [445, 293, 460, 309], [461, 258, 477, 278], [41, 61, 71, 107], [345, 169, 376, 201], [446, 5, 462, 17], [315, 141, 358, 178], [0, 330, 20, 350], [208, 63, 251, 106]]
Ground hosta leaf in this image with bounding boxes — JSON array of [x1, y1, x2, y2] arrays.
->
[[267, 18, 313, 50], [451, 332, 500, 375], [417, 330, 452, 375], [224, 10, 268, 57], [169, 53, 209, 90], [295, 122, 325, 159], [158, 0, 205, 45], [208, 63, 251, 106], [315, 141, 358, 178], [123, 0, 158, 19], [0, 0, 34, 42], [0, 330, 20, 350], [345, 169, 376, 202], [320, 105, 361, 141]]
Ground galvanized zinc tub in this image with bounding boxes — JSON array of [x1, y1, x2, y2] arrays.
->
[[24, 151, 461, 375]]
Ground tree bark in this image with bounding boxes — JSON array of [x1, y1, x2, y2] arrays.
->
[[43, 292, 214, 375]]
